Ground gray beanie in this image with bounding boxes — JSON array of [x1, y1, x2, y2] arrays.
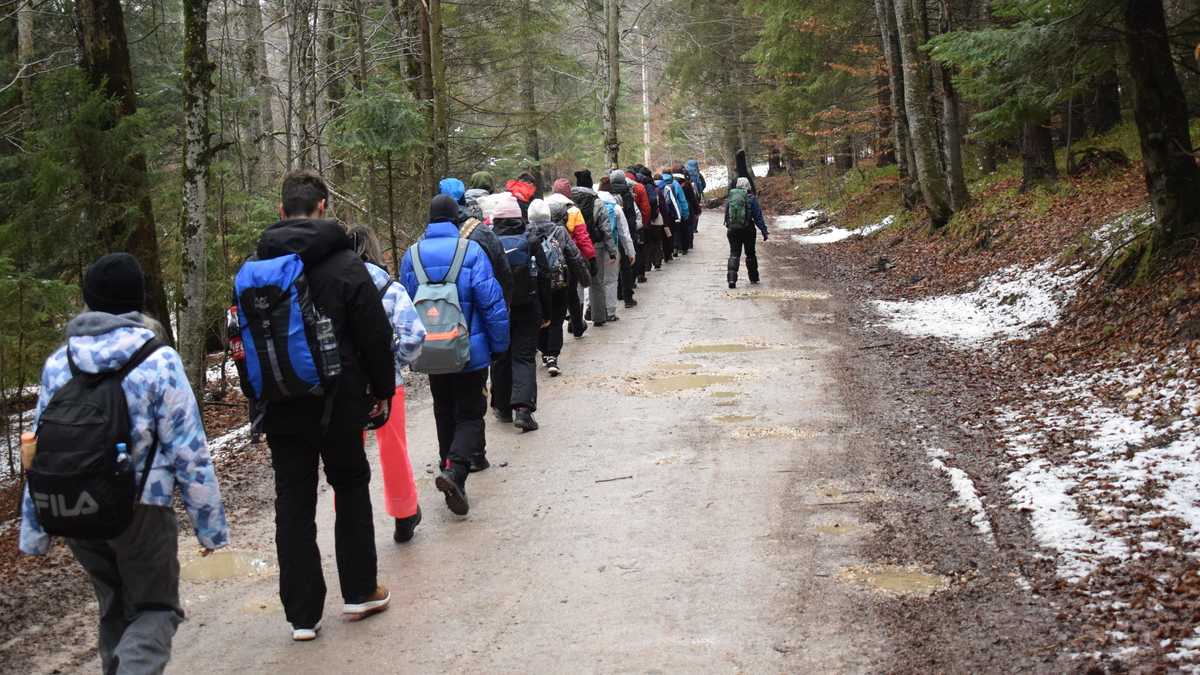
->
[[736, 177, 751, 189], [609, 169, 627, 186]]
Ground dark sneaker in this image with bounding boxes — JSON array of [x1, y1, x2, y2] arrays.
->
[[728, 282, 736, 289], [393, 507, 422, 543], [513, 408, 539, 432], [593, 320, 606, 327], [750, 279, 760, 285], [494, 408, 513, 424], [469, 454, 490, 473], [547, 357, 561, 377], [343, 586, 390, 620], [435, 469, 469, 515], [608, 315, 620, 322], [638, 275, 648, 283], [625, 299, 638, 308]]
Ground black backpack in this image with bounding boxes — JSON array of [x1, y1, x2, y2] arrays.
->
[[498, 229, 537, 307], [26, 338, 165, 539], [573, 191, 604, 245]]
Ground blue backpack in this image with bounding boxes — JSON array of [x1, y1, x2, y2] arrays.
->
[[234, 254, 340, 402]]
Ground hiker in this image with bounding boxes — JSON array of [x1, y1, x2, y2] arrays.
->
[[400, 195, 509, 514], [464, 170, 496, 221], [685, 159, 707, 201], [572, 170, 619, 327], [623, 168, 652, 283], [240, 169, 396, 640], [348, 225, 428, 543], [20, 252, 229, 671], [725, 176, 769, 289], [596, 175, 637, 320], [505, 173, 539, 219], [608, 170, 641, 308], [660, 171, 690, 256], [489, 191, 552, 431], [550, 178, 597, 338], [676, 168, 701, 251], [440, 176, 514, 308], [529, 198, 589, 376]]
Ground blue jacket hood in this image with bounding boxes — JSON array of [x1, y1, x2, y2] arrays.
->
[[439, 177, 467, 204]]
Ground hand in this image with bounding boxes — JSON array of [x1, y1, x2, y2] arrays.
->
[[368, 398, 389, 419], [540, 320, 551, 328], [762, 232, 769, 241], [200, 547, 215, 557], [627, 256, 636, 266]]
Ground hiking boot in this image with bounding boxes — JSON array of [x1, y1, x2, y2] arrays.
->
[[728, 282, 736, 289], [343, 586, 391, 621], [513, 408, 539, 432], [593, 320, 606, 327], [292, 620, 322, 642], [435, 468, 469, 515], [393, 507, 422, 543], [625, 299, 638, 308], [541, 355, 550, 368], [546, 357, 561, 377], [608, 314, 620, 322], [750, 278, 760, 285], [638, 275, 648, 283], [494, 408, 513, 424], [469, 454, 490, 473]]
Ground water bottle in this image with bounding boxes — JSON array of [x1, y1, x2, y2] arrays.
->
[[315, 315, 341, 379], [226, 306, 245, 362], [116, 442, 130, 472]]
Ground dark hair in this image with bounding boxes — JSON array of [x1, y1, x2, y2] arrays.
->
[[347, 224, 385, 266], [281, 169, 330, 217], [517, 172, 537, 185]]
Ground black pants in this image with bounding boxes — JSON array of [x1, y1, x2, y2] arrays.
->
[[727, 227, 760, 285], [567, 271, 587, 337], [429, 368, 488, 469], [618, 254, 636, 302], [539, 287, 569, 357], [633, 237, 646, 280], [267, 425, 377, 628], [491, 303, 540, 411], [663, 224, 675, 262], [645, 226, 665, 269], [679, 214, 697, 252]]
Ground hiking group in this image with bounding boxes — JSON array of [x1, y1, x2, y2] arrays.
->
[[17, 158, 768, 672]]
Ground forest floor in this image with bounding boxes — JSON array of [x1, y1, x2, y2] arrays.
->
[[0, 211, 1080, 673]]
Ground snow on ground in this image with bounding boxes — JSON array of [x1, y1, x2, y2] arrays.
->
[[999, 350, 1200, 582], [872, 260, 1085, 347], [701, 162, 769, 191], [927, 447, 994, 543], [206, 357, 239, 385], [775, 209, 825, 230], [208, 423, 251, 458], [792, 214, 894, 245]]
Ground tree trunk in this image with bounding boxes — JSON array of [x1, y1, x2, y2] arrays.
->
[[640, 33, 652, 168], [430, 0, 449, 177], [290, 0, 318, 167], [352, 0, 376, 220], [875, 65, 896, 166], [834, 136, 854, 173], [602, 0, 621, 167], [768, 146, 785, 176], [17, 0, 34, 130], [1020, 118, 1057, 192], [239, 0, 274, 191], [1124, 0, 1200, 256], [874, 0, 918, 207], [180, 0, 213, 401], [76, 0, 173, 339], [1089, 69, 1122, 136], [979, 141, 998, 174], [941, 65, 968, 210], [518, 0, 542, 190], [386, 152, 397, 274], [893, 0, 953, 225]]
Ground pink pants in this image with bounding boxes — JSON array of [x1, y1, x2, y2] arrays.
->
[[375, 387, 418, 519]]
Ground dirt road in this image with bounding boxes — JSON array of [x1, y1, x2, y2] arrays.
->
[[34, 210, 1056, 673]]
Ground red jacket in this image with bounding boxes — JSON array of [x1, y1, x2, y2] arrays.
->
[[505, 179, 537, 206], [625, 171, 651, 225]]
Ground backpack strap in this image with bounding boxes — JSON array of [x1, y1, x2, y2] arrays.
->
[[460, 218, 481, 240], [116, 338, 166, 502], [411, 242, 431, 285], [378, 278, 394, 299], [444, 238, 469, 284]]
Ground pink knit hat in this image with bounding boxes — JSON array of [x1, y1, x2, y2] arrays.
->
[[553, 178, 572, 199], [489, 191, 523, 220]]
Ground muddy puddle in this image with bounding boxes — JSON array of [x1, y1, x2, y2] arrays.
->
[[811, 513, 871, 536], [725, 289, 831, 301], [838, 564, 948, 597], [182, 550, 275, 582], [653, 362, 704, 371], [681, 343, 768, 354], [711, 414, 755, 424], [710, 391, 739, 398]]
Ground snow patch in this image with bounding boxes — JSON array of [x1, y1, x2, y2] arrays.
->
[[775, 210, 825, 230], [207, 423, 250, 457], [927, 447, 995, 543], [791, 214, 894, 245], [872, 260, 1084, 346], [701, 163, 769, 191]]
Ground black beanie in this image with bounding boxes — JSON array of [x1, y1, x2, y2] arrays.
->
[[574, 170, 593, 188], [429, 194, 461, 224], [83, 253, 145, 315]]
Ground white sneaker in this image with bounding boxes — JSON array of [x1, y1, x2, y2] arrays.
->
[[342, 586, 391, 620], [292, 620, 322, 642]]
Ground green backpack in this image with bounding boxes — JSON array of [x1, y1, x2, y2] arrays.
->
[[727, 188, 750, 231]]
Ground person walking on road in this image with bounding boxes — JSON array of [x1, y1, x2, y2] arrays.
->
[[597, 175, 637, 321], [608, 170, 641, 308], [549, 178, 596, 339], [440, 176, 514, 309], [20, 253, 230, 670], [349, 225, 427, 543], [489, 192, 552, 431], [725, 176, 769, 289], [529, 198, 589, 376], [572, 170, 618, 327], [400, 195, 509, 515], [244, 170, 397, 640]]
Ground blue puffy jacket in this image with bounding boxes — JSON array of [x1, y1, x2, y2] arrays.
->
[[661, 173, 690, 221], [400, 220, 510, 373]]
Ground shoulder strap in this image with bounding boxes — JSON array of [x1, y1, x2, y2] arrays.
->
[[444, 238, 469, 284], [119, 337, 166, 501], [378, 278, 394, 299], [411, 242, 431, 285], [460, 218, 481, 239]]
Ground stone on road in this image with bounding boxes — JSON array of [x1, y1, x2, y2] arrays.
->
[[165, 212, 887, 673]]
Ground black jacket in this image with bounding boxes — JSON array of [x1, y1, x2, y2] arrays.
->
[[462, 219, 514, 309], [493, 218, 552, 319], [254, 218, 395, 432]]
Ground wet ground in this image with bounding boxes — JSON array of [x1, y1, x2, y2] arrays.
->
[[11, 211, 1065, 673]]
